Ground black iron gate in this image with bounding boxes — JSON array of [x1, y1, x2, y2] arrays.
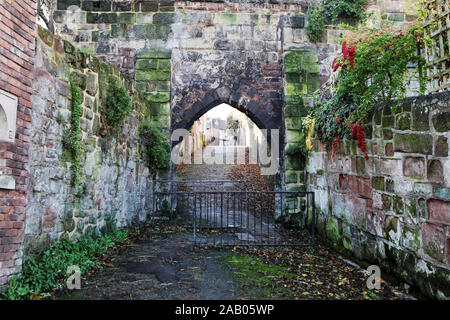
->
[[152, 180, 315, 247]]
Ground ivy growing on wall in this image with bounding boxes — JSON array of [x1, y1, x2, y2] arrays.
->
[[103, 79, 132, 131], [323, 0, 369, 23], [311, 26, 426, 156], [306, 0, 368, 43], [306, 3, 326, 43], [138, 120, 170, 171], [63, 82, 84, 187]]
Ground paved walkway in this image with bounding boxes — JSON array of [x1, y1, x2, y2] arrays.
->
[[57, 146, 412, 300]]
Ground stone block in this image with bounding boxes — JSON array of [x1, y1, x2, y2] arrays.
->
[[119, 13, 136, 24], [403, 156, 425, 178], [157, 59, 171, 70], [427, 199, 450, 225], [401, 225, 420, 251], [289, 16, 305, 28], [156, 81, 170, 91], [140, 1, 158, 12], [284, 49, 319, 74], [87, 12, 118, 24], [435, 136, 448, 157], [159, 0, 175, 12], [385, 142, 394, 156], [113, 1, 132, 11], [144, 92, 170, 103], [422, 223, 446, 262], [382, 115, 394, 128], [383, 129, 393, 140], [396, 112, 410, 130], [393, 195, 404, 215], [138, 48, 171, 59], [156, 25, 171, 40], [57, 0, 81, 10], [136, 13, 153, 24], [150, 102, 170, 115], [285, 171, 298, 184], [411, 106, 429, 131], [135, 59, 157, 70], [432, 112, 450, 132], [427, 159, 443, 182], [394, 133, 433, 154], [326, 217, 341, 246], [82, 0, 112, 11], [70, 71, 87, 90], [38, 26, 54, 47], [434, 187, 450, 201], [153, 13, 178, 25], [85, 72, 97, 96], [135, 70, 170, 81], [134, 25, 156, 39], [371, 176, 385, 191]]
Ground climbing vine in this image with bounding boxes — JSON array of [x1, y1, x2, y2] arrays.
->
[[306, 0, 368, 42], [306, 2, 326, 43], [312, 26, 426, 156], [323, 0, 369, 23], [103, 79, 132, 131], [63, 82, 84, 186], [138, 120, 170, 171]]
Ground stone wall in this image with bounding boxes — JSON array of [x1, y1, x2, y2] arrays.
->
[[307, 92, 450, 299], [50, 0, 420, 185], [24, 26, 156, 254], [0, 0, 36, 287], [283, 48, 319, 193]]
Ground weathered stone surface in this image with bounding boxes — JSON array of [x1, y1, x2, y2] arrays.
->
[[435, 136, 448, 157], [427, 199, 450, 225], [427, 159, 443, 182], [371, 176, 384, 191], [396, 112, 410, 130], [403, 157, 425, 178], [138, 48, 171, 59], [394, 133, 433, 154], [57, 0, 81, 10], [16, 0, 450, 300], [25, 33, 154, 270], [82, 0, 112, 11], [432, 112, 450, 132], [70, 71, 87, 90], [422, 223, 446, 262], [411, 106, 429, 131]]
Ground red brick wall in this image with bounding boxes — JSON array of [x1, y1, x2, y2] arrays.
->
[[0, 0, 36, 286]]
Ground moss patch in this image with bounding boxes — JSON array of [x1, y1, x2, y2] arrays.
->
[[219, 254, 297, 299]]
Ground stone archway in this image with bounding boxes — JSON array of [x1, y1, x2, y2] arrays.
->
[[171, 86, 282, 134], [170, 85, 285, 189]]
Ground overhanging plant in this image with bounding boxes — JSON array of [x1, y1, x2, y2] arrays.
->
[[312, 26, 426, 158]]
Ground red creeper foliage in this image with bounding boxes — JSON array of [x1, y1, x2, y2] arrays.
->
[[332, 136, 340, 160], [332, 41, 358, 72], [351, 124, 369, 160]]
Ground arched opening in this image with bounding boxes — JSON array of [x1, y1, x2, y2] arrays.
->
[[172, 103, 277, 191]]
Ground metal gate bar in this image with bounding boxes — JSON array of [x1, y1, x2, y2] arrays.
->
[[153, 188, 315, 247]]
